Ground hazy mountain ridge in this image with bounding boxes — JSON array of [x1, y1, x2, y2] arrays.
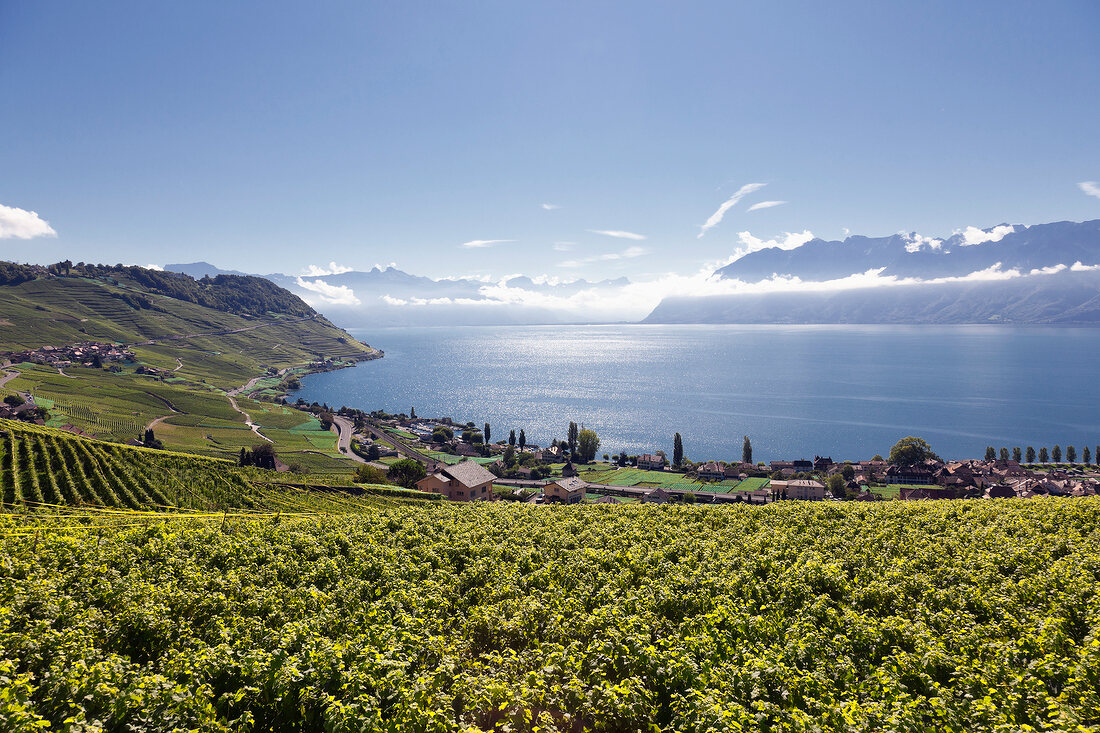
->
[[645, 268, 1100, 324], [716, 219, 1100, 282], [166, 264, 635, 326]]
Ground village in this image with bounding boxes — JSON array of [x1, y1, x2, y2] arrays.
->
[[339, 410, 1100, 505], [3, 342, 135, 369]]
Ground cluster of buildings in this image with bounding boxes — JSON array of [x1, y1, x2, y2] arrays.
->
[[3, 342, 134, 368]]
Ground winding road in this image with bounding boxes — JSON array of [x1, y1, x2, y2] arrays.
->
[[332, 416, 366, 463]]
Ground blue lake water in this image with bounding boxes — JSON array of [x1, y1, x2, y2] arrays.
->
[[294, 324, 1100, 462]]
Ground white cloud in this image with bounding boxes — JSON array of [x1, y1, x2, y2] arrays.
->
[[541, 203, 561, 210], [903, 233, 943, 253], [728, 230, 815, 261], [294, 277, 361, 306], [1079, 181, 1100, 200], [1071, 261, 1100, 272], [957, 224, 1015, 246], [552, 241, 576, 251], [0, 203, 57, 239], [146, 264, 164, 271], [560, 245, 647, 268], [461, 239, 515, 249], [587, 229, 647, 241], [303, 261, 353, 276], [747, 200, 787, 212], [372, 261, 399, 270], [697, 182, 766, 238], [1029, 264, 1067, 276]]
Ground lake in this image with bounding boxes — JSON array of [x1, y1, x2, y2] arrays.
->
[[293, 324, 1100, 462]]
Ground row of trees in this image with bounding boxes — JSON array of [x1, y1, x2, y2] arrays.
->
[[984, 444, 1096, 464]]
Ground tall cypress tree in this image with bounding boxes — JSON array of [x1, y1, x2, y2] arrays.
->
[[1025, 446, 1035, 463], [518, 429, 526, 450], [483, 423, 491, 444], [742, 435, 752, 464], [508, 429, 516, 447], [673, 433, 684, 467]]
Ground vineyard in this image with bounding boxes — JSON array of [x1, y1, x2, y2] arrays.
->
[[0, 499, 1097, 731], [0, 419, 419, 513]]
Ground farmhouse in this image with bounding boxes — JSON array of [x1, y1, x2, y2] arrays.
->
[[415, 460, 496, 502], [543, 476, 587, 504], [697, 461, 723, 481], [786, 479, 826, 501], [637, 453, 666, 470]]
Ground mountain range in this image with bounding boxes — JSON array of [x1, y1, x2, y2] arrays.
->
[[167, 219, 1100, 326]]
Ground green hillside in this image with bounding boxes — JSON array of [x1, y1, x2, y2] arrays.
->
[[0, 418, 431, 513], [0, 263, 379, 473]]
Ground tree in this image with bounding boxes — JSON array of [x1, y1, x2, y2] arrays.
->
[[872, 455, 884, 462], [387, 459, 426, 488], [354, 464, 388, 484], [318, 412, 334, 430], [431, 426, 453, 443], [248, 443, 277, 470], [568, 422, 578, 455], [673, 433, 684, 467], [1026, 446, 1036, 463], [576, 428, 600, 463], [999, 447, 1009, 461], [681, 492, 696, 504], [1012, 446, 1022, 463], [1039, 447, 1049, 463], [617, 451, 628, 467], [238, 447, 249, 466], [841, 464, 855, 480], [827, 474, 846, 499], [1085, 446, 1092, 465], [142, 428, 163, 450], [367, 443, 380, 461], [742, 435, 752, 464], [461, 429, 483, 444], [518, 429, 526, 450], [984, 446, 996, 461], [410, 406, 416, 419], [508, 429, 516, 447], [1067, 445, 1077, 463], [889, 436, 940, 465], [3, 395, 24, 407], [1052, 445, 1062, 462], [503, 445, 516, 468], [90, 353, 103, 369], [483, 423, 491, 444]]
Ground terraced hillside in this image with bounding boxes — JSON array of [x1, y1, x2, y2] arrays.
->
[[0, 419, 431, 513], [0, 263, 379, 475]]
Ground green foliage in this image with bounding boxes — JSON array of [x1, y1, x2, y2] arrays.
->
[[827, 473, 847, 498], [353, 464, 389, 484], [1053, 445, 1063, 462], [889, 436, 940, 465], [431, 426, 453, 443], [1026, 446, 1036, 463], [1067, 445, 1077, 463], [1040, 447, 1049, 463], [0, 501, 1098, 730], [673, 432, 683, 467], [576, 428, 599, 462], [742, 434, 752, 464], [386, 458, 426, 488]]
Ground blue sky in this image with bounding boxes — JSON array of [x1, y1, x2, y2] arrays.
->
[[2, 1, 1099, 280]]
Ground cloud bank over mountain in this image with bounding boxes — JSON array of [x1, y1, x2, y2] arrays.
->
[[166, 219, 1100, 326]]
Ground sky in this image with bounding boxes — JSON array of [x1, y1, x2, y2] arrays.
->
[[2, 1, 1099, 283]]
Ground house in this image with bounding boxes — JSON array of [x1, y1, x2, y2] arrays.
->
[[697, 461, 723, 481], [813, 456, 833, 472], [642, 487, 670, 504], [900, 486, 956, 501], [637, 453, 666, 470], [594, 495, 621, 504], [786, 479, 825, 500], [985, 484, 1017, 499], [415, 460, 496, 501], [561, 461, 579, 478], [884, 464, 935, 485], [543, 476, 587, 504]]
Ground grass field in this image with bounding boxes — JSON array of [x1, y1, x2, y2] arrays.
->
[[573, 465, 768, 494]]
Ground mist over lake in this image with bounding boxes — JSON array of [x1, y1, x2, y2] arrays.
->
[[294, 324, 1100, 463]]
